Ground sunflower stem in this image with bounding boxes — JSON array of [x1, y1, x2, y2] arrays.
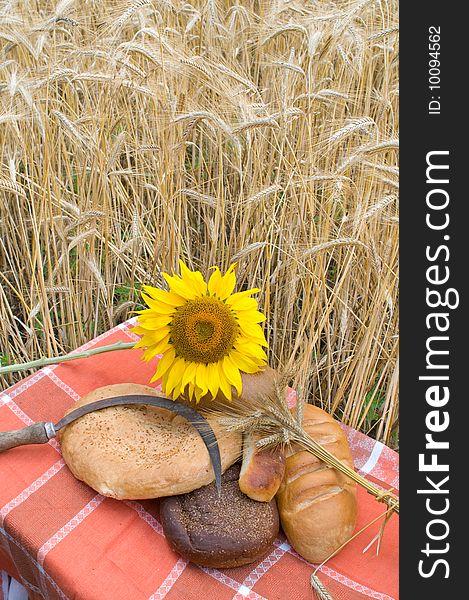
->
[[0, 341, 137, 376]]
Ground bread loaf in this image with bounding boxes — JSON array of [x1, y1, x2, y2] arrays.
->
[[276, 404, 357, 563], [160, 463, 279, 568], [58, 383, 241, 499], [239, 431, 285, 502], [213, 366, 285, 502], [194, 366, 278, 408]]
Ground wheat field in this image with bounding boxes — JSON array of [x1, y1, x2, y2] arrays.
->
[[0, 0, 398, 446]]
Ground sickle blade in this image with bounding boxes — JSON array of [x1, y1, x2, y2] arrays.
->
[[55, 395, 222, 496]]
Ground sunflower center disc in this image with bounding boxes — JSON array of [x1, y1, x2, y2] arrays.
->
[[170, 297, 239, 363], [195, 321, 215, 340]]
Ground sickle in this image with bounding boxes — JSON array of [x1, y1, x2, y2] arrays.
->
[[0, 395, 222, 495]]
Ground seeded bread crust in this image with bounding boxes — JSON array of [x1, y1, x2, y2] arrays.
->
[[58, 383, 241, 499], [160, 463, 279, 568]]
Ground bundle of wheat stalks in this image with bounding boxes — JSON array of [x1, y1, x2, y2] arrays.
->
[[0, 0, 399, 445], [206, 373, 399, 516]]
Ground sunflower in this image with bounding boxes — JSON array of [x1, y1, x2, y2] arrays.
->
[[131, 261, 268, 402]]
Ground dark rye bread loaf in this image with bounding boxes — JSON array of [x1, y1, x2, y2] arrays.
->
[[159, 463, 279, 568]]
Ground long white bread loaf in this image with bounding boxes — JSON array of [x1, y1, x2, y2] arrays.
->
[[276, 404, 357, 563]]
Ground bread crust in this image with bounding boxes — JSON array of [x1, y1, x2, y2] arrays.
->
[[239, 431, 285, 502], [160, 463, 279, 568], [58, 383, 241, 499], [276, 404, 357, 563]]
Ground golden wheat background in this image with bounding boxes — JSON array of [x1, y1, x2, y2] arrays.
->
[[0, 0, 398, 445]]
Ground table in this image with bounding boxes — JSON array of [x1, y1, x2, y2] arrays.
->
[[0, 319, 398, 600]]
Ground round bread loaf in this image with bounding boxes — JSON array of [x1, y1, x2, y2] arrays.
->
[[58, 383, 241, 499], [193, 366, 277, 409], [160, 463, 279, 568]]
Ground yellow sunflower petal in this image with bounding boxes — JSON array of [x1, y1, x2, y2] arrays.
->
[[194, 384, 205, 403], [133, 327, 170, 347], [237, 333, 268, 351], [181, 360, 197, 389], [137, 314, 173, 329], [228, 296, 258, 312], [223, 355, 242, 396], [141, 294, 177, 315], [217, 264, 237, 300], [207, 267, 223, 298], [130, 324, 148, 335], [206, 362, 220, 399], [163, 272, 198, 300], [141, 334, 170, 360], [235, 309, 266, 323], [238, 321, 268, 344], [134, 337, 149, 350], [195, 363, 209, 398], [218, 370, 232, 401], [179, 260, 207, 296], [187, 381, 196, 401], [172, 380, 184, 400], [229, 349, 263, 374], [235, 338, 268, 361], [130, 324, 169, 336], [164, 357, 187, 395], [151, 347, 176, 382], [142, 340, 170, 362], [225, 288, 261, 307], [142, 286, 186, 306]]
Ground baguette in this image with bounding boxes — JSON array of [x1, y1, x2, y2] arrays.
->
[[276, 404, 357, 563]]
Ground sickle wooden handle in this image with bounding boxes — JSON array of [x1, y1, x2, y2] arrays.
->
[[0, 422, 52, 453]]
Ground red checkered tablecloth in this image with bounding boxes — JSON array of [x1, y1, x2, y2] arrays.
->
[[0, 319, 399, 600]]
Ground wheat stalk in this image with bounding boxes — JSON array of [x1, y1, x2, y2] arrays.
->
[[112, 0, 153, 31], [0, 0, 399, 449], [245, 185, 282, 206], [301, 238, 368, 259], [364, 139, 399, 154], [262, 24, 309, 45], [231, 242, 268, 260], [343, 195, 397, 222], [232, 117, 280, 134], [296, 90, 348, 103], [51, 110, 88, 146], [0, 178, 27, 198], [212, 63, 258, 93], [180, 57, 212, 79], [173, 111, 232, 136], [271, 61, 305, 76], [120, 42, 163, 67], [204, 375, 399, 515], [180, 188, 217, 208], [368, 27, 399, 41], [311, 574, 334, 600], [328, 117, 375, 145]]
